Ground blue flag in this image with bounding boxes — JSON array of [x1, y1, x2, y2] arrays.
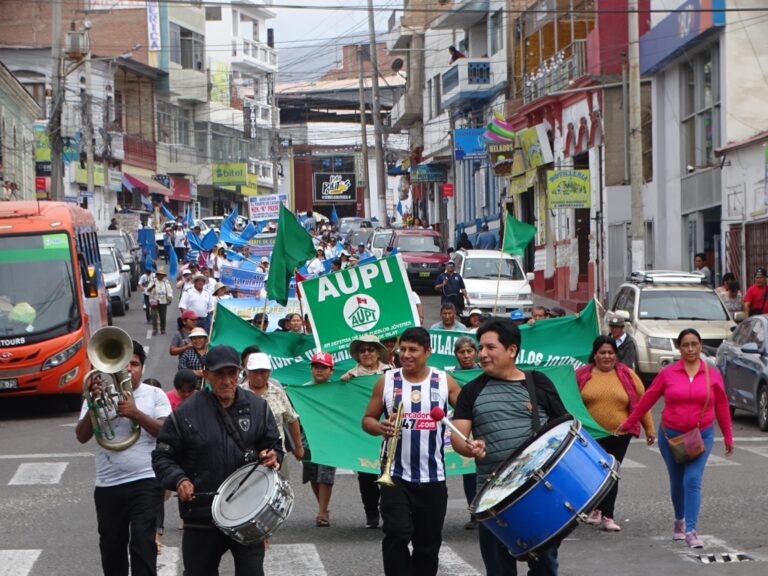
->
[[184, 207, 194, 228], [144, 253, 155, 273], [330, 205, 339, 225], [169, 244, 178, 278], [161, 204, 175, 221], [200, 229, 218, 251], [222, 208, 238, 235], [239, 222, 258, 242], [187, 231, 204, 252], [396, 200, 403, 216], [225, 249, 244, 261]]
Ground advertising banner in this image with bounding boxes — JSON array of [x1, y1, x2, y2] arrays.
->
[[301, 255, 418, 353], [487, 143, 516, 176], [247, 233, 276, 257], [209, 300, 602, 475], [411, 163, 447, 183], [248, 194, 287, 222], [547, 169, 591, 209], [219, 296, 301, 332], [453, 128, 486, 160], [518, 124, 554, 170], [220, 265, 266, 294], [213, 163, 247, 186], [313, 172, 356, 203]]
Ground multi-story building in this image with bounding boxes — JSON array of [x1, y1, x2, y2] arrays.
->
[[0, 62, 40, 201]]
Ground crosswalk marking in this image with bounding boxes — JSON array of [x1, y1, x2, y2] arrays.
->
[[439, 546, 482, 575], [618, 457, 645, 468], [0, 550, 41, 576], [0, 452, 91, 460], [9, 462, 68, 485], [265, 544, 326, 575], [157, 546, 180, 576], [736, 444, 768, 458], [647, 447, 740, 466]]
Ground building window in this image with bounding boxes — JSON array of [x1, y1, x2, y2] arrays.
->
[[681, 44, 719, 170], [157, 102, 192, 146], [490, 10, 503, 55], [170, 23, 205, 70], [433, 74, 442, 117], [205, 6, 221, 21], [426, 78, 433, 119]]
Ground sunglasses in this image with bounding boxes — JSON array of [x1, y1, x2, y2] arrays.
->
[[358, 347, 377, 354]]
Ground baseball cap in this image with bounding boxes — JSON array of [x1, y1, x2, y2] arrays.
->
[[252, 312, 269, 325], [310, 351, 334, 368], [468, 308, 482, 317], [447, 260, 455, 265], [607, 316, 625, 327], [261, 257, 270, 263], [510, 309, 526, 321], [756, 267, 767, 277], [358, 242, 365, 247], [204, 345, 241, 371], [182, 269, 192, 276], [246, 352, 272, 371], [180, 310, 198, 320]]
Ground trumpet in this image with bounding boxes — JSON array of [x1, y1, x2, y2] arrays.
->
[[376, 402, 404, 488], [83, 326, 141, 451]]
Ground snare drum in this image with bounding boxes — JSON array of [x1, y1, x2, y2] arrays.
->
[[211, 464, 294, 546], [470, 416, 618, 558]]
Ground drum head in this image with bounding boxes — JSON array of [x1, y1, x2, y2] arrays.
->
[[473, 416, 575, 514], [212, 465, 276, 529]]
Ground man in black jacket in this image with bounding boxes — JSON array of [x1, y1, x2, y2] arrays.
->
[[451, 318, 568, 576], [608, 316, 637, 372], [152, 345, 283, 576]]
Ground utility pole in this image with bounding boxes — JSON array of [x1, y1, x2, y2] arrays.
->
[[83, 34, 95, 210], [628, 0, 645, 272], [268, 73, 279, 194], [366, 0, 387, 221], [357, 45, 372, 219], [49, 0, 64, 201]]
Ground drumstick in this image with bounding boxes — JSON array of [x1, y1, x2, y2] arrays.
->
[[430, 407, 469, 442], [225, 461, 259, 503]]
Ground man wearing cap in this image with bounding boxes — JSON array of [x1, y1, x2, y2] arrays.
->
[[509, 309, 528, 326], [357, 242, 372, 260], [179, 274, 214, 333], [743, 267, 768, 317], [251, 312, 269, 331], [608, 316, 637, 371], [257, 257, 270, 276], [153, 345, 282, 576], [435, 260, 470, 315], [302, 352, 337, 527]]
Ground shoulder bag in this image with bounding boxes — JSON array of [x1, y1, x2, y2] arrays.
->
[[664, 363, 710, 464]]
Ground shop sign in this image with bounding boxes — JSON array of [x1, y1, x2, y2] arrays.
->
[[74, 164, 105, 187], [442, 183, 454, 197], [546, 169, 591, 209], [518, 124, 553, 170], [213, 162, 247, 186], [453, 128, 486, 160], [411, 164, 447, 183], [487, 143, 515, 176], [313, 172, 356, 203]]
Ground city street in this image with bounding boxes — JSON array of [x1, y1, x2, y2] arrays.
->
[[0, 291, 767, 575]]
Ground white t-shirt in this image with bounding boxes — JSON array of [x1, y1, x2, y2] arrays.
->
[[79, 383, 171, 487], [179, 287, 213, 317]]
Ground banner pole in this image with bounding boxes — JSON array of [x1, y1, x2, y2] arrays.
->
[[493, 248, 504, 315]]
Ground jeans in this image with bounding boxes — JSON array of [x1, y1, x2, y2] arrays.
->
[[463, 473, 477, 506], [182, 526, 264, 576], [594, 434, 631, 518], [143, 294, 151, 322], [478, 523, 559, 576], [657, 423, 714, 533], [380, 478, 447, 576], [151, 304, 167, 333], [93, 478, 163, 576]]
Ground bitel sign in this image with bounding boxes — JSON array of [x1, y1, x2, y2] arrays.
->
[[313, 172, 356, 203]]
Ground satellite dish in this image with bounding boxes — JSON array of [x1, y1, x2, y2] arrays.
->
[[391, 58, 404, 73]]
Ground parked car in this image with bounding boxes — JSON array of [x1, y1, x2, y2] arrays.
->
[[452, 250, 534, 316], [99, 229, 140, 290], [609, 271, 737, 379], [339, 217, 365, 236], [100, 246, 131, 316], [349, 229, 374, 251], [715, 314, 768, 430], [369, 229, 394, 258], [387, 229, 448, 287]]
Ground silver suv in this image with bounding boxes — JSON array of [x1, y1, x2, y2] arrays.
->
[[609, 271, 737, 378]]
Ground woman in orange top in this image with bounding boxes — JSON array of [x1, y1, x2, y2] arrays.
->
[[576, 335, 655, 532]]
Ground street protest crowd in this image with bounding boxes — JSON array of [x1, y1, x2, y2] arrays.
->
[[79, 206, 734, 576]]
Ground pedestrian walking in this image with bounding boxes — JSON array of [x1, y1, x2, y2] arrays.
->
[[434, 260, 470, 315], [146, 267, 173, 335]]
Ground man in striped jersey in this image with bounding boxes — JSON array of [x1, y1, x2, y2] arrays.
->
[[362, 327, 462, 576], [451, 318, 568, 576]]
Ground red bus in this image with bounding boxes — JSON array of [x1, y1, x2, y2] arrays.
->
[[0, 201, 108, 404]]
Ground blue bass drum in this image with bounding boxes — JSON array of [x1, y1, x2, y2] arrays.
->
[[470, 416, 618, 558]]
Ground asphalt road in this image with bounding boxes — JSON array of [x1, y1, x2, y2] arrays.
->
[[1, 290, 767, 575]]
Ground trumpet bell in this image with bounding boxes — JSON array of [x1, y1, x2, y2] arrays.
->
[[87, 326, 133, 373]]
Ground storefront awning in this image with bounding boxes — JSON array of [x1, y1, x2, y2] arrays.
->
[[122, 172, 172, 196]]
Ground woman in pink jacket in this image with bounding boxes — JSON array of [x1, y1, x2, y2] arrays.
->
[[618, 328, 733, 549]]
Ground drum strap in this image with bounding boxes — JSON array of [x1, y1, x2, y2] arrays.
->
[[208, 392, 249, 455], [523, 371, 541, 433]]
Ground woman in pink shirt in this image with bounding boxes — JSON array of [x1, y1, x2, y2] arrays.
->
[[619, 328, 733, 549]]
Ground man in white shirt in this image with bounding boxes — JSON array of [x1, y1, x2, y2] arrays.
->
[[179, 274, 214, 332], [76, 340, 171, 576]]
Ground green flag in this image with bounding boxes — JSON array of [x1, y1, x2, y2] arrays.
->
[[266, 204, 316, 305], [502, 213, 536, 255]]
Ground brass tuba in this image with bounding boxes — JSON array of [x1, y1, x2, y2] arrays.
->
[[376, 401, 404, 487], [83, 326, 141, 451]]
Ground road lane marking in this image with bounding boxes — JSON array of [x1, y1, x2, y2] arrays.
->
[[618, 457, 645, 468], [736, 445, 768, 458], [439, 546, 481, 575], [157, 546, 180, 576], [0, 452, 92, 460], [9, 462, 68, 485], [0, 550, 42, 576], [647, 447, 739, 466], [265, 544, 326, 575]]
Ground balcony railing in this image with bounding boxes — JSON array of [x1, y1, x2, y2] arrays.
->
[[232, 37, 278, 70], [441, 57, 505, 108], [523, 40, 587, 104], [123, 134, 156, 171]]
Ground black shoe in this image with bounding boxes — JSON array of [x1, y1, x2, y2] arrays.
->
[[365, 514, 379, 529], [464, 517, 479, 530]]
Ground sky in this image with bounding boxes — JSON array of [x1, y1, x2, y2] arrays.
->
[[271, 0, 395, 82]]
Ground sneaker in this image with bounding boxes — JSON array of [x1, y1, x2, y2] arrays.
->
[[672, 520, 686, 541], [601, 517, 621, 532], [464, 517, 479, 530], [685, 530, 704, 548], [585, 509, 602, 525], [365, 514, 379, 529]]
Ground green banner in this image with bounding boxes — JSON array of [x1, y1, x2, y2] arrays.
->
[[209, 300, 604, 475], [301, 255, 418, 354]]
